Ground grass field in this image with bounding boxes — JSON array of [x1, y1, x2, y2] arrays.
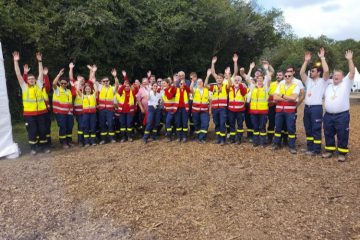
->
[[1, 103, 360, 239]]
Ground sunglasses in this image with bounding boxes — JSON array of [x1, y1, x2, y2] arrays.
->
[[284, 75, 292, 78], [102, 80, 110, 83], [60, 82, 67, 85], [157, 81, 162, 83]]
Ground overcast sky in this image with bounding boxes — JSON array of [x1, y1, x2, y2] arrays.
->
[[257, 0, 359, 41]]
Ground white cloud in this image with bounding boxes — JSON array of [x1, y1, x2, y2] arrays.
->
[[257, 0, 360, 40]]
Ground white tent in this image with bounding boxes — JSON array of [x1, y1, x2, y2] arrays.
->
[[0, 42, 20, 159], [351, 67, 360, 92]]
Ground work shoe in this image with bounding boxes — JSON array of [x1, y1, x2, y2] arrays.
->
[[305, 151, 320, 156], [99, 140, 106, 145], [214, 139, 221, 144], [236, 139, 241, 145], [200, 140, 206, 144], [166, 137, 171, 143], [91, 142, 97, 146], [143, 139, 147, 144], [42, 148, 51, 154], [68, 142, 75, 148], [110, 139, 117, 143], [289, 147, 297, 154], [252, 142, 259, 147], [260, 144, 266, 149], [229, 139, 235, 144], [182, 138, 188, 143], [128, 137, 134, 142], [322, 152, 333, 158], [152, 137, 159, 141], [338, 155, 346, 162], [62, 142, 69, 149], [270, 144, 280, 151], [30, 150, 37, 155], [300, 148, 311, 153], [248, 138, 254, 143], [220, 141, 225, 146], [84, 144, 90, 147], [176, 138, 181, 142]]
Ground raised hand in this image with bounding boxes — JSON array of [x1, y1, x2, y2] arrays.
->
[[225, 67, 231, 75], [304, 51, 311, 61], [317, 48, 325, 58], [87, 65, 92, 70], [43, 67, 48, 75], [240, 67, 245, 73], [122, 70, 126, 77], [233, 54, 238, 62], [250, 62, 255, 69], [69, 80, 75, 87], [345, 50, 353, 60], [92, 64, 97, 72], [212, 56, 217, 64], [12, 51, 20, 61], [207, 68, 212, 76], [69, 62, 75, 69], [173, 74, 179, 82], [58, 68, 65, 76], [36, 52, 42, 62], [262, 61, 269, 70], [23, 64, 31, 74], [147, 71, 151, 77], [111, 69, 117, 77]]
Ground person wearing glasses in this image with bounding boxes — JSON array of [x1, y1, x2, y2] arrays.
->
[[13, 51, 50, 155], [52, 67, 76, 149], [97, 68, 120, 144], [322, 50, 354, 162], [270, 71, 300, 153], [299, 48, 329, 156], [173, 78, 191, 142]]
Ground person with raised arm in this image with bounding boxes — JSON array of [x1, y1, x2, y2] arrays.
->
[[270, 71, 300, 153], [115, 71, 139, 142], [96, 67, 119, 144], [143, 82, 162, 143], [240, 64, 255, 142], [76, 79, 98, 147], [299, 48, 329, 156], [247, 61, 272, 148], [13, 52, 50, 154], [191, 69, 211, 144], [322, 50, 354, 162], [53, 65, 76, 149], [227, 54, 247, 145], [136, 77, 151, 136], [163, 77, 177, 142]]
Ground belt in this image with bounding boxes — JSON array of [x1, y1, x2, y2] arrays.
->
[[305, 104, 322, 108], [326, 110, 349, 116]]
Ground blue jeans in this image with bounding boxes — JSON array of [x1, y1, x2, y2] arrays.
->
[[120, 113, 134, 137], [274, 111, 296, 147], [99, 109, 115, 140], [55, 113, 74, 144], [175, 107, 188, 138], [303, 105, 323, 153], [251, 114, 267, 145], [228, 111, 245, 140], [144, 106, 162, 139], [212, 107, 226, 142], [82, 113, 97, 144], [192, 111, 210, 140]]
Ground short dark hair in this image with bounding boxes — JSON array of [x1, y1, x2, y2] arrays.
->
[[277, 70, 284, 74], [27, 74, 35, 79], [101, 76, 109, 82], [150, 75, 156, 78], [311, 66, 324, 76], [59, 77, 69, 83], [286, 66, 296, 72], [190, 72, 197, 77]]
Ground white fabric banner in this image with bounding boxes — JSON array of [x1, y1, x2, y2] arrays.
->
[[0, 42, 20, 159]]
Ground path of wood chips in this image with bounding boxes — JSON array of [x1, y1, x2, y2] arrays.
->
[[1, 103, 360, 240]]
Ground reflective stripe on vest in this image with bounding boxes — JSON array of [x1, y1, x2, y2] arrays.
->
[[276, 83, 297, 113], [163, 87, 176, 112], [74, 94, 83, 115], [192, 88, 209, 113], [173, 88, 189, 113], [23, 84, 48, 116], [52, 87, 73, 114], [42, 87, 51, 111], [98, 86, 114, 110], [250, 85, 268, 114], [116, 91, 135, 113], [211, 84, 228, 109], [228, 86, 245, 112]]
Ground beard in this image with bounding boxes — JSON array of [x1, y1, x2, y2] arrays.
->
[[234, 83, 239, 88]]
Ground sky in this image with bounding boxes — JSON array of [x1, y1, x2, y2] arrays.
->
[[257, 0, 360, 41]]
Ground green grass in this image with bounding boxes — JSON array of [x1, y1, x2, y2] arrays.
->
[[12, 118, 78, 154]]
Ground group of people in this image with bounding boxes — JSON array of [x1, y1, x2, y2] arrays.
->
[[12, 48, 355, 162]]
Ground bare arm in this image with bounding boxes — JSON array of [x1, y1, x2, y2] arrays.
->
[[190, 78, 195, 95], [318, 48, 329, 80], [69, 62, 75, 80], [300, 51, 311, 82], [240, 67, 247, 80], [297, 89, 305, 106], [52, 69, 65, 90], [111, 69, 119, 91], [246, 62, 255, 86], [37, 53, 44, 84], [345, 50, 355, 81], [147, 89, 151, 101], [12, 52, 25, 86], [211, 56, 218, 79], [232, 53, 238, 80], [204, 69, 211, 88]]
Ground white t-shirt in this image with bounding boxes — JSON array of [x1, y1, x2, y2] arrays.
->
[[275, 82, 300, 101], [324, 76, 352, 113], [148, 91, 162, 106], [98, 84, 117, 94], [304, 77, 328, 105], [21, 82, 43, 92]]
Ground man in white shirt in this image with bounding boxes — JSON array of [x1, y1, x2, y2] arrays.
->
[[270, 72, 300, 153], [322, 50, 354, 162], [299, 48, 330, 156]]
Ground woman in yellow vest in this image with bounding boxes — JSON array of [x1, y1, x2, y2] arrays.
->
[[52, 68, 76, 149], [173, 78, 190, 142], [13, 51, 50, 155], [190, 70, 211, 144], [76, 82, 98, 147], [247, 62, 272, 148]]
